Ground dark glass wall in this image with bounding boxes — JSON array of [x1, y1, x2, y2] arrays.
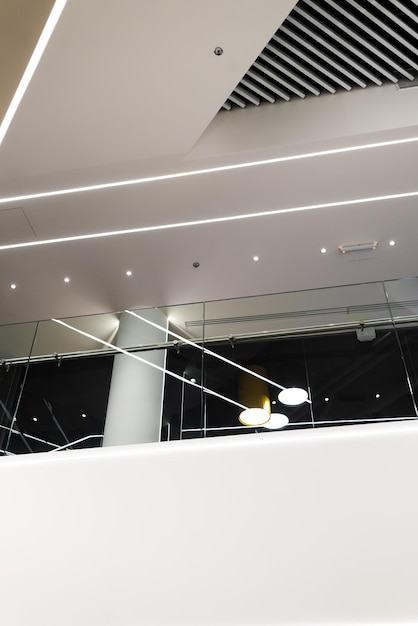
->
[[0, 356, 113, 455], [1, 278, 418, 454], [163, 326, 418, 440]]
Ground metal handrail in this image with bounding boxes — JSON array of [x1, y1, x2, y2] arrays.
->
[[2, 314, 418, 366]]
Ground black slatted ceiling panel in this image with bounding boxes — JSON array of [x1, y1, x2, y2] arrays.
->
[[223, 0, 418, 110]]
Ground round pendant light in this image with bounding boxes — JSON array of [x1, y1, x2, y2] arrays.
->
[[263, 413, 289, 429], [278, 387, 308, 406], [239, 408, 270, 427]]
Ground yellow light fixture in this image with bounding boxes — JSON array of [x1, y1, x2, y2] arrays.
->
[[238, 366, 271, 426]]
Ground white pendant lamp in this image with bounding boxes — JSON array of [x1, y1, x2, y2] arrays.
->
[[239, 408, 271, 427], [263, 413, 289, 429], [278, 387, 308, 406]]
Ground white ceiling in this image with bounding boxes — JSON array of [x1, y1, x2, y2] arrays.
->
[[1, 0, 418, 327]]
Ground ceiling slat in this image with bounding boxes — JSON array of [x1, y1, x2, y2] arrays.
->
[[287, 16, 376, 85], [346, 0, 418, 59], [267, 42, 336, 93], [280, 23, 366, 88], [272, 33, 351, 91], [304, 0, 414, 80], [247, 69, 290, 101], [240, 78, 276, 103], [325, 0, 418, 72], [253, 60, 306, 98], [391, 0, 418, 22], [234, 86, 261, 106], [260, 51, 320, 95], [367, 1, 418, 41], [228, 94, 246, 109], [294, 5, 390, 83], [223, 0, 418, 111]]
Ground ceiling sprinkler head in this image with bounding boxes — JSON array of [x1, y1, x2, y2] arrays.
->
[[214, 47, 223, 56]]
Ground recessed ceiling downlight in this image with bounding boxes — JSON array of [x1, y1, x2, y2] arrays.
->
[[264, 413, 289, 429], [239, 408, 270, 426], [278, 387, 308, 406]]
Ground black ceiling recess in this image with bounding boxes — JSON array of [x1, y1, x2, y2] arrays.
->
[[223, 0, 418, 110]]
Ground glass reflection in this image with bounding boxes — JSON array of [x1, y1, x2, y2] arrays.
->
[[1, 277, 418, 454], [12, 356, 113, 454]]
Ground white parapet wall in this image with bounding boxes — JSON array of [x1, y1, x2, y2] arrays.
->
[[0, 421, 417, 626]]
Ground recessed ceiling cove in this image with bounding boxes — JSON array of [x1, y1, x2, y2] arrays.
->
[[223, 0, 418, 110]]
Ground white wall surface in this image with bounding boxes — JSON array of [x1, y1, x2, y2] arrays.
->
[[0, 421, 417, 625]]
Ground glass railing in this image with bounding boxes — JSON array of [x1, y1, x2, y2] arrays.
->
[[1, 277, 418, 455]]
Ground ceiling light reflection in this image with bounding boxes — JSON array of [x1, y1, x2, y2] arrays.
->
[[52, 318, 247, 412], [264, 413, 289, 430], [126, 310, 294, 396], [278, 387, 309, 406], [239, 408, 270, 427]]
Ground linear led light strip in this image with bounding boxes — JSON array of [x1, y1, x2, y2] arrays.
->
[[126, 310, 313, 403], [52, 434, 103, 452], [1, 189, 418, 252], [0, 449, 15, 456], [52, 318, 247, 411], [0, 0, 68, 148], [0, 420, 60, 450], [0, 135, 418, 206]]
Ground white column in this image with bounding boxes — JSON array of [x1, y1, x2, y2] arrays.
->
[[103, 309, 167, 446]]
